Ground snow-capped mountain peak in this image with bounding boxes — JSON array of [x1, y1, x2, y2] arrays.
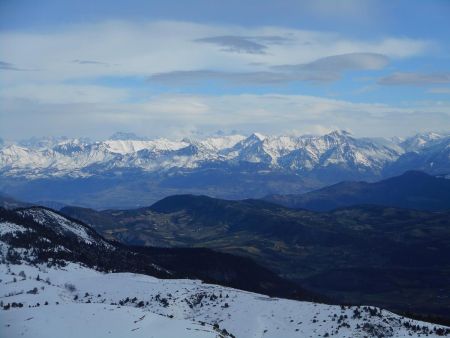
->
[[400, 131, 445, 152], [0, 131, 448, 180], [200, 134, 246, 151], [104, 138, 188, 155], [251, 132, 267, 141]]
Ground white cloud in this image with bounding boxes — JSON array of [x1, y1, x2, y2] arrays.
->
[[0, 20, 443, 140], [1, 93, 449, 140], [274, 53, 389, 72]]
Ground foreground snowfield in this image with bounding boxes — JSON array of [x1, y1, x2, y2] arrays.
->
[[1, 262, 448, 338], [2, 304, 216, 338]]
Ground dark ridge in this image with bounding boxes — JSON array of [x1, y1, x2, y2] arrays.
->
[[264, 170, 450, 211]]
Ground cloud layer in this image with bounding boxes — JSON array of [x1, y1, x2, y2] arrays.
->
[[2, 92, 449, 140], [0, 20, 448, 139], [0, 21, 430, 85]]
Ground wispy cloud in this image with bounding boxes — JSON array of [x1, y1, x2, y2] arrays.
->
[[72, 59, 109, 66], [378, 72, 450, 86], [149, 53, 390, 85], [148, 69, 339, 85], [0, 60, 27, 71], [195, 36, 268, 54], [273, 53, 389, 72], [194, 35, 291, 54]]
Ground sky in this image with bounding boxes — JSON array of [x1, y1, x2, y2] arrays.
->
[[1, 0, 450, 140]]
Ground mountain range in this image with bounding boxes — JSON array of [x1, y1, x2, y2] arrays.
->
[[1, 130, 449, 209]]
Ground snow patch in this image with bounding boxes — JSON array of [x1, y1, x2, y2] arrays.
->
[[0, 222, 28, 236]]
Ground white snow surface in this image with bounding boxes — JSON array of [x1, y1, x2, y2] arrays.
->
[[1, 304, 216, 338], [1, 262, 448, 338]]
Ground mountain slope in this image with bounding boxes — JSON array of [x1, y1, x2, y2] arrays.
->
[[4, 261, 449, 337], [61, 195, 450, 319], [0, 206, 316, 302], [386, 136, 450, 176], [264, 171, 450, 211]]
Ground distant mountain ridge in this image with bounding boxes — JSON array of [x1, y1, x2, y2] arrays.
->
[[1, 130, 449, 209], [2, 130, 449, 179], [0, 192, 33, 209], [264, 170, 450, 211]]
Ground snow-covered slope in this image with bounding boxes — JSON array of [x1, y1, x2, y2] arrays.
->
[[1, 262, 449, 338], [0, 207, 171, 280], [400, 132, 445, 152], [1, 302, 219, 338], [16, 208, 105, 245], [386, 134, 450, 176], [2, 130, 439, 179]]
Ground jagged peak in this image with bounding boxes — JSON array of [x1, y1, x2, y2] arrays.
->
[[248, 132, 267, 141]]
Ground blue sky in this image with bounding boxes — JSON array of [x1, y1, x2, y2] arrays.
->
[[1, 0, 450, 139]]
